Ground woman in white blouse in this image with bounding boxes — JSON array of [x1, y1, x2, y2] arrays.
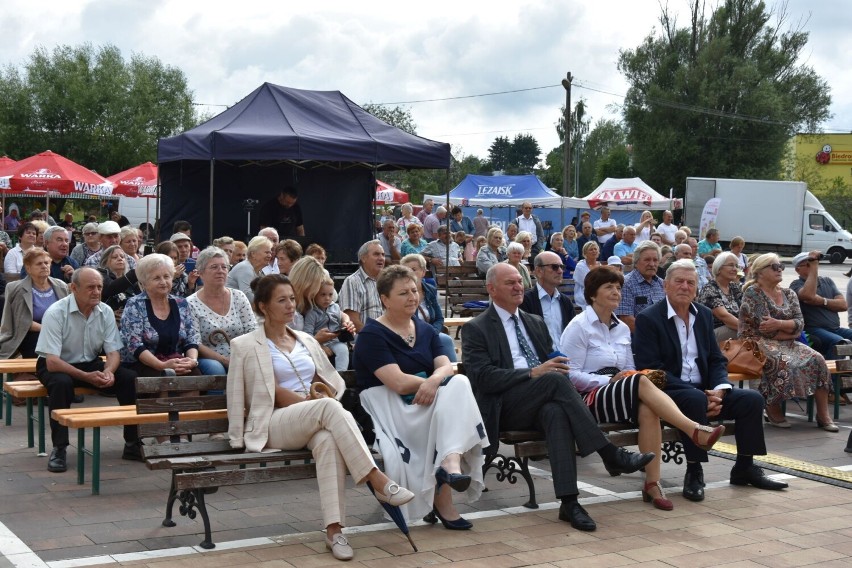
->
[[560, 266, 724, 512], [187, 247, 258, 376]]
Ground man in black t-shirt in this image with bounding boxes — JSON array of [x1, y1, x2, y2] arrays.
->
[[259, 186, 304, 237]]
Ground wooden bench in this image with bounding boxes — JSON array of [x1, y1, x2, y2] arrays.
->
[[51, 392, 228, 495], [3, 380, 98, 454], [0, 357, 41, 423], [139, 371, 375, 550], [729, 357, 852, 421]]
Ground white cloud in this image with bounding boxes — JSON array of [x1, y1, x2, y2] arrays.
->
[[2, 0, 848, 163]]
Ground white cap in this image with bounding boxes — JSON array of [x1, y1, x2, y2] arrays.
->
[[607, 255, 623, 266], [97, 220, 121, 235], [792, 252, 810, 267], [170, 232, 192, 243]]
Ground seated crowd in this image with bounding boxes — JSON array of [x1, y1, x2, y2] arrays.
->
[[1, 202, 849, 561]]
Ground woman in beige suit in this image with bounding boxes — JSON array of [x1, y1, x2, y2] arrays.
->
[[227, 274, 413, 562]]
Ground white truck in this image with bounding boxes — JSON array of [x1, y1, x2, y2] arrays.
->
[[684, 177, 852, 264]]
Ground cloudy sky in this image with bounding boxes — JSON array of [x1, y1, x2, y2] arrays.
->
[[3, 0, 849, 161]]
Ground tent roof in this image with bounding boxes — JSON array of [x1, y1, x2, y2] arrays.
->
[[577, 177, 672, 210], [425, 174, 563, 208], [158, 83, 450, 170]]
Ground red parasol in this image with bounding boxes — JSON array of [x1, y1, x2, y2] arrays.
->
[[376, 179, 409, 205], [106, 161, 158, 198], [0, 150, 112, 196], [0, 156, 17, 176]]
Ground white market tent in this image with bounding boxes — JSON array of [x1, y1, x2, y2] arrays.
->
[[567, 177, 675, 211]]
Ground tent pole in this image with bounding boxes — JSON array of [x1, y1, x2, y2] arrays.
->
[[209, 159, 215, 245], [155, 170, 162, 243]]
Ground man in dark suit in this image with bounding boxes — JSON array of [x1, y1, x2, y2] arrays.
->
[[461, 263, 654, 532], [633, 259, 787, 502], [520, 251, 575, 351]]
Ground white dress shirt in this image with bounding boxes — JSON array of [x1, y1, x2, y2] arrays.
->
[[560, 306, 634, 393], [494, 303, 537, 370], [517, 215, 538, 245], [536, 283, 564, 351], [666, 299, 731, 391]]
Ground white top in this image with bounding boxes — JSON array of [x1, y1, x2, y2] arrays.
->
[[187, 289, 257, 357], [594, 218, 617, 244], [665, 299, 731, 390], [268, 339, 316, 394], [573, 260, 593, 309], [635, 223, 652, 243], [517, 215, 538, 245], [493, 303, 537, 370], [261, 258, 279, 275], [657, 222, 678, 245], [560, 306, 634, 393], [4, 245, 23, 273]]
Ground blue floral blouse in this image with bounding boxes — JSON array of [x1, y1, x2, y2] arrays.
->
[[120, 292, 200, 363]]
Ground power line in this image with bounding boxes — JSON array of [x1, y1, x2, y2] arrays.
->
[[373, 84, 560, 105]]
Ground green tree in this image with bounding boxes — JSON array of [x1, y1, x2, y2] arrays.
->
[[595, 145, 631, 185], [361, 103, 417, 134], [618, 0, 831, 197], [581, 119, 627, 189], [539, 99, 590, 194], [488, 136, 512, 172], [507, 133, 542, 174], [0, 43, 199, 175]]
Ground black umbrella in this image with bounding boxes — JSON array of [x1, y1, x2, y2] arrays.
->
[[366, 481, 418, 552]]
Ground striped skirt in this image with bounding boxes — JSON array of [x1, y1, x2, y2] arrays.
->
[[582, 373, 643, 425]]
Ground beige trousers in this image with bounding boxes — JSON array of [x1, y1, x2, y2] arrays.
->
[[267, 397, 375, 527]]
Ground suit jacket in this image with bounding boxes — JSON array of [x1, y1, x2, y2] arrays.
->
[[227, 327, 346, 453], [520, 286, 575, 338], [0, 276, 69, 359], [632, 299, 731, 392], [461, 304, 552, 451]]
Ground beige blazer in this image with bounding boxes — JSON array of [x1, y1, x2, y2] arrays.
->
[[0, 276, 69, 359], [226, 326, 346, 453]]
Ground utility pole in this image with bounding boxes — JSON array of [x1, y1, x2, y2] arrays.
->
[[561, 73, 572, 199]]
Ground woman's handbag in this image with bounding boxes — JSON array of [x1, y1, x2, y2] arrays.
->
[[719, 339, 767, 376]]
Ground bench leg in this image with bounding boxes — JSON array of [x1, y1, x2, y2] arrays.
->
[[77, 428, 86, 485], [91, 427, 100, 496], [483, 452, 539, 509], [660, 441, 685, 464], [2, 374, 10, 425], [162, 473, 179, 527], [192, 490, 215, 549], [37, 398, 46, 455], [25, 398, 34, 448], [835, 377, 842, 421], [1, 373, 4, 422]]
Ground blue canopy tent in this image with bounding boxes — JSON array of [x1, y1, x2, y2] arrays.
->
[[157, 82, 450, 259]]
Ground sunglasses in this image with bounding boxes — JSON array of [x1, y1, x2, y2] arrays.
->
[[769, 263, 784, 271], [540, 263, 565, 271]]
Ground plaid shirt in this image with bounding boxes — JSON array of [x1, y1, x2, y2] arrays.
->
[[616, 269, 665, 318], [339, 266, 383, 327]]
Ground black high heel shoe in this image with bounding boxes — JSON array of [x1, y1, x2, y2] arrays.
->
[[435, 466, 471, 492], [423, 507, 472, 530]]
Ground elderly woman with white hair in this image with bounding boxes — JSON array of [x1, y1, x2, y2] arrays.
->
[[120, 253, 201, 377], [739, 253, 836, 431], [475, 227, 506, 276], [187, 247, 257, 376], [697, 251, 744, 341], [503, 241, 532, 289], [70, 222, 101, 266], [226, 235, 273, 303], [396, 203, 421, 231], [119, 226, 141, 263]]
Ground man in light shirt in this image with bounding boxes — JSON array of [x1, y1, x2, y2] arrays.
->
[[593, 207, 617, 246], [514, 202, 545, 257]]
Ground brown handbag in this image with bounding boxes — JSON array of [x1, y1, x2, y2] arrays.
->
[[720, 339, 767, 376]]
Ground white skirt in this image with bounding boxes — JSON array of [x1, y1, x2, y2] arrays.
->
[[359, 374, 489, 521]]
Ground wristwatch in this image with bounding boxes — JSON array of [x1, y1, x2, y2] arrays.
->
[[823, 297, 828, 306]]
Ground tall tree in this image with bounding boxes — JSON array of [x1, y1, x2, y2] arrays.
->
[[507, 133, 542, 174], [361, 103, 417, 134], [488, 136, 512, 172], [0, 43, 199, 175], [582, 119, 628, 188], [540, 99, 590, 194], [618, 0, 831, 197]]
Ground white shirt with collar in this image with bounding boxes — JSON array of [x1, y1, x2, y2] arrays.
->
[[494, 303, 537, 370], [666, 299, 731, 391], [560, 306, 634, 393], [536, 283, 563, 351], [517, 215, 538, 245], [261, 257, 279, 275]]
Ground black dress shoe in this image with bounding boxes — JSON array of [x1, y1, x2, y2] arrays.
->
[[48, 447, 67, 473], [602, 447, 656, 477], [730, 465, 788, 490], [122, 440, 144, 462], [558, 501, 596, 531], [682, 469, 705, 502], [73, 394, 85, 404]]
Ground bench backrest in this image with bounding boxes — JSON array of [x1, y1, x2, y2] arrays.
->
[[136, 375, 228, 443]]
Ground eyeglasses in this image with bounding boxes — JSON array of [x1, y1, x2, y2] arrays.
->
[[84, 232, 98, 236], [540, 263, 565, 271], [721, 263, 738, 269], [769, 263, 784, 271]]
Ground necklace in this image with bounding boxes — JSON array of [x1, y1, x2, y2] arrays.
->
[[380, 317, 415, 346], [268, 338, 311, 395]]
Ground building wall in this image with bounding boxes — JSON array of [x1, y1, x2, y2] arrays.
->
[[793, 133, 852, 187]]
